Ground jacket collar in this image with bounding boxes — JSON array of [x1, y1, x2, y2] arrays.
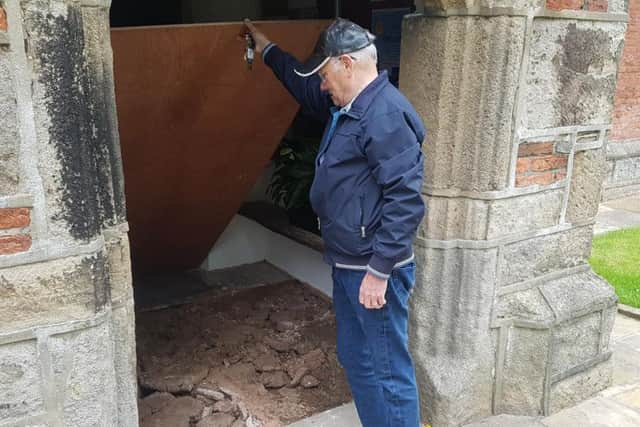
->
[[338, 70, 389, 120]]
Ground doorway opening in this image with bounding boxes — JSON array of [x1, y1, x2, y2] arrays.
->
[[109, 1, 414, 425]]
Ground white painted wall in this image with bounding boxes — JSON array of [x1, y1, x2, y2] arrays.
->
[[202, 215, 333, 297]]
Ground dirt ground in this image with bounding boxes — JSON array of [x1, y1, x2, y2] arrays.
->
[[136, 280, 352, 427]]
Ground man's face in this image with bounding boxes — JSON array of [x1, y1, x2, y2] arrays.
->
[[318, 56, 353, 107]]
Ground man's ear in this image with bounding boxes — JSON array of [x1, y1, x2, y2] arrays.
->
[[340, 55, 355, 72]]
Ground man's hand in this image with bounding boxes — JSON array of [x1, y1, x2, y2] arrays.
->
[[359, 272, 388, 309], [244, 19, 271, 54]]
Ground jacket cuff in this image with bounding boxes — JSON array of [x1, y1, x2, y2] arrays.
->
[[367, 254, 394, 280], [262, 42, 276, 60]]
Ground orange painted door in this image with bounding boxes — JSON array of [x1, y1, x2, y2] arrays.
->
[[111, 21, 328, 272]]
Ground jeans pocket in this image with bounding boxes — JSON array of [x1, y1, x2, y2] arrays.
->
[[391, 262, 416, 301]]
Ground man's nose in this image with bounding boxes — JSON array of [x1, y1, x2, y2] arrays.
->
[[320, 80, 328, 92]]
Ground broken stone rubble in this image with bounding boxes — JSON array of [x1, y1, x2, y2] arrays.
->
[[136, 281, 350, 426], [140, 388, 252, 427]]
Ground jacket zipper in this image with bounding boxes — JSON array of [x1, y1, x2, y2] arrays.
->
[[359, 195, 366, 238]]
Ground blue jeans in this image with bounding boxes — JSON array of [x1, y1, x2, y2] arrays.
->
[[332, 263, 420, 427]]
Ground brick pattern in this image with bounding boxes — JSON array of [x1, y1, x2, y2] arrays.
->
[[0, 208, 32, 255], [546, 0, 609, 11], [546, 0, 585, 10], [0, 208, 31, 229], [516, 142, 569, 187], [0, 235, 32, 255], [587, 0, 609, 11], [0, 6, 7, 31], [611, 0, 640, 141]]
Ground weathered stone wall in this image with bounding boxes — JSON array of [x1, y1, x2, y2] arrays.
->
[[607, 0, 640, 199], [401, 0, 626, 425], [0, 0, 137, 425]]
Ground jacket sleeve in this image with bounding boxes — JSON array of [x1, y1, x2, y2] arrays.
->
[[262, 44, 332, 123], [364, 110, 426, 279]]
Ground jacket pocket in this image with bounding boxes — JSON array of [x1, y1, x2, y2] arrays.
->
[[320, 217, 373, 257]]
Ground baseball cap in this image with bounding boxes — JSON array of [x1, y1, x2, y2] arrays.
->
[[294, 18, 376, 77]]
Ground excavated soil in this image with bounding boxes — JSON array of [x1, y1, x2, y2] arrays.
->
[[136, 280, 351, 427]]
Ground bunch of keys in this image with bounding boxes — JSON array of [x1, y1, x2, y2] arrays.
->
[[244, 33, 255, 70]]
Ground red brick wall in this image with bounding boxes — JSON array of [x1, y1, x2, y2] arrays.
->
[[546, 0, 608, 11], [547, 0, 585, 10], [0, 208, 32, 255], [611, 0, 640, 141], [588, 0, 609, 11], [0, 235, 32, 255], [0, 6, 7, 31], [0, 208, 30, 229], [516, 142, 568, 187]]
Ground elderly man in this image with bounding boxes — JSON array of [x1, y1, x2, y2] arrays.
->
[[245, 18, 426, 427]]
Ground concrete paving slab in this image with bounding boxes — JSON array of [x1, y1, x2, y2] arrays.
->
[[594, 207, 640, 235], [612, 314, 640, 340], [463, 414, 545, 427], [610, 314, 640, 388], [287, 403, 361, 427], [541, 396, 640, 427], [618, 333, 640, 353], [611, 342, 640, 387], [615, 386, 640, 411], [594, 195, 640, 235], [603, 196, 640, 213], [599, 383, 639, 399]]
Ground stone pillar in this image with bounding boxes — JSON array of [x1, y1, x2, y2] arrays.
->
[[400, 0, 627, 425], [0, 0, 137, 425]]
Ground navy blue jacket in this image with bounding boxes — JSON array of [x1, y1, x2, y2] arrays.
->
[[263, 44, 426, 279]]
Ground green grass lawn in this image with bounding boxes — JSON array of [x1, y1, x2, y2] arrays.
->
[[589, 227, 640, 309]]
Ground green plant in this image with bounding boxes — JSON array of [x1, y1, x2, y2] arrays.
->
[[267, 136, 319, 210]]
